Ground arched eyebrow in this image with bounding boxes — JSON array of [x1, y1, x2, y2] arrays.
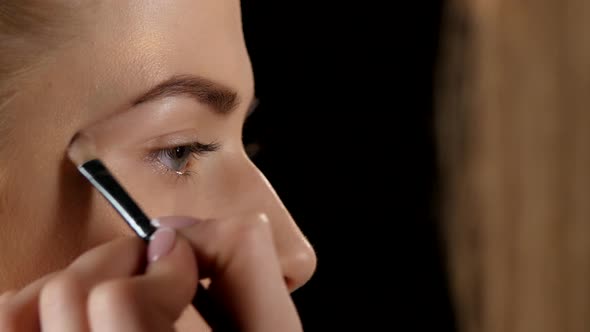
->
[[132, 74, 241, 115]]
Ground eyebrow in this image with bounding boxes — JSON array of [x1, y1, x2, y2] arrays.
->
[[132, 74, 240, 115]]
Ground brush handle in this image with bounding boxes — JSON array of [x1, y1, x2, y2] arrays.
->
[[79, 160, 235, 331], [79, 160, 155, 238]]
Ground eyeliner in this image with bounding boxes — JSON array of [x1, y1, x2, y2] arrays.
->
[[67, 141, 233, 331]]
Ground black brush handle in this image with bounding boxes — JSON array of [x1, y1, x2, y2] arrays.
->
[[79, 159, 235, 331]]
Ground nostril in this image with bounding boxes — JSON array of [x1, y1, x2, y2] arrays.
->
[[281, 249, 317, 293], [284, 276, 304, 292]]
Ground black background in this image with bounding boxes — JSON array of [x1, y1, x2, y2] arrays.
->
[[240, 1, 455, 330]]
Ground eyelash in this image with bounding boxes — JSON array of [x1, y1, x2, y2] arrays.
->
[[147, 141, 220, 179]]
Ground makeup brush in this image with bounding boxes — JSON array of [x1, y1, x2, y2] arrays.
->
[[67, 133, 233, 331]]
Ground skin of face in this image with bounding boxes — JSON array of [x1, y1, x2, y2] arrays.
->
[[0, 0, 316, 329]]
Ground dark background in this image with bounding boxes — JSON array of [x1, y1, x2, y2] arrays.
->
[[240, 1, 455, 330]]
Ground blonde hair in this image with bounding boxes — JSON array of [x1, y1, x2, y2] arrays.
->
[[436, 1, 590, 332]]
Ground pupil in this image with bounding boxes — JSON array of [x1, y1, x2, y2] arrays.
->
[[175, 146, 186, 159]]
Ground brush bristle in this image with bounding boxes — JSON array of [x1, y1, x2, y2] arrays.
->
[[67, 132, 97, 166]]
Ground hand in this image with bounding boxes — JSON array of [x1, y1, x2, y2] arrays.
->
[[0, 212, 302, 332]]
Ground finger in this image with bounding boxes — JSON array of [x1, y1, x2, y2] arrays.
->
[[88, 229, 198, 332], [39, 237, 145, 332], [0, 290, 17, 306], [0, 272, 58, 331], [158, 213, 302, 332]]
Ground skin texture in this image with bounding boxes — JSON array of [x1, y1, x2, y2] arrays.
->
[[0, 0, 317, 330]]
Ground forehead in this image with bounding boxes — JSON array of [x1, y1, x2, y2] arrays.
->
[[65, 0, 252, 120]]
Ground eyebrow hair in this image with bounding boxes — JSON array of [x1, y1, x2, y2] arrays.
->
[[132, 75, 240, 115]]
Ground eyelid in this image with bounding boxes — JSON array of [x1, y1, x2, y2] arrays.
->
[[184, 141, 221, 154], [142, 129, 215, 150], [144, 141, 219, 178]]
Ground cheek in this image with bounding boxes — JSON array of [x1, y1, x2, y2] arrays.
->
[[99, 150, 229, 219], [0, 152, 129, 288], [50, 156, 131, 247], [102, 153, 180, 219], [92, 133, 252, 221], [157, 152, 261, 218]]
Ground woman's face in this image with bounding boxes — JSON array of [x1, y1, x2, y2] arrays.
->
[[0, 0, 316, 301]]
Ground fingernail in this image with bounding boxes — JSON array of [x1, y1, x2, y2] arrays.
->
[[147, 228, 176, 263], [151, 216, 203, 229]]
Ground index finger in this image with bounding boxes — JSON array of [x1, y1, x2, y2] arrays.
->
[[4, 237, 144, 332], [160, 213, 302, 332]]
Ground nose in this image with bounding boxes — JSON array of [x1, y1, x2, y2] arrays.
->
[[233, 158, 317, 292], [273, 204, 317, 292], [281, 236, 317, 292]]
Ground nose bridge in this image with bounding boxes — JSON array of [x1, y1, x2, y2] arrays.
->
[[237, 157, 317, 291]]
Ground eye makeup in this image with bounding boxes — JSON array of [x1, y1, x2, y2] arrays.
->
[[66, 132, 235, 331], [62, 81, 259, 331], [146, 141, 221, 177]]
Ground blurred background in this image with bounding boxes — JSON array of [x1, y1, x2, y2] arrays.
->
[[240, 1, 454, 331]]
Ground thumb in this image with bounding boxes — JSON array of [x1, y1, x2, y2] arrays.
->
[[88, 228, 199, 332], [143, 228, 199, 321]]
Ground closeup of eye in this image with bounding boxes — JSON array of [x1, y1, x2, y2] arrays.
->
[[158, 146, 192, 173], [151, 141, 220, 176]]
